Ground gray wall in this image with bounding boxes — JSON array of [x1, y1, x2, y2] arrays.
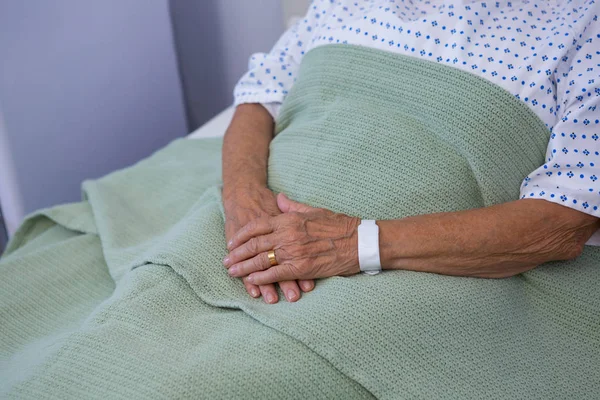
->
[[282, 0, 311, 25], [170, 0, 285, 130], [0, 0, 187, 215], [0, 103, 24, 235]]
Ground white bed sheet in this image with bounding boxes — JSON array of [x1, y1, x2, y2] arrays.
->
[[188, 107, 234, 139]]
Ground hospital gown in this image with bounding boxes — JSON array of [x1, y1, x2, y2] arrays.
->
[[234, 0, 600, 242]]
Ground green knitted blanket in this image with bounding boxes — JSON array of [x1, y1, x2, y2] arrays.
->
[[1, 45, 599, 399]]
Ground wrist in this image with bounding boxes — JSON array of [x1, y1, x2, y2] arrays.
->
[[222, 180, 266, 202], [357, 219, 382, 275], [376, 219, 411, 271], [345, 216, 361, 275]]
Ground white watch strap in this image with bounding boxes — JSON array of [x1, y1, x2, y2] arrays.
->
[[357, 220, 382, 275]]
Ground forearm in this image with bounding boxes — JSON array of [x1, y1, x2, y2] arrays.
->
[[378, 199, 600, 278], [222, 104, 274, 198]]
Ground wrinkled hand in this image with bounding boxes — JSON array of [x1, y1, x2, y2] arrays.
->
[[223, 184, 314, 303], [224, 193, 361, 285]]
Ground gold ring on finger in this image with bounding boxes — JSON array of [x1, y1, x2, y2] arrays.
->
[[267, 250, 278, 267]]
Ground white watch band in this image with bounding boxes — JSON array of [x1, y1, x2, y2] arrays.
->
[[357, 220, 382, 275]]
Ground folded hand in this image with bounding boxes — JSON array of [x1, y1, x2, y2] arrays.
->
[[223, 185, 315, 303], [224, 193, 360, 285]]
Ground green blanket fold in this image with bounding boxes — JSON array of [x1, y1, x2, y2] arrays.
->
[[1, 45, 599, 399]]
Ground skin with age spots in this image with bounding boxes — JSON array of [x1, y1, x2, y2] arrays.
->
[[224, 192, 360, 282], [222, 104, 314, 304], [224, 193, 600, 285], [223, 104, 600, 300]]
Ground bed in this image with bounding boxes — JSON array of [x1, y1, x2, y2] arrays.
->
[[188, 107, 234, 140], [2, 47, 599, 399]]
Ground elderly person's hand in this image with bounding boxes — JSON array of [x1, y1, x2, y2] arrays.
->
[[224, 193, 361, 284], [222, 103, 315, 304], [222, 107, 600, 291], [223, 186, 316, 302], [225, 192, 600, 285]]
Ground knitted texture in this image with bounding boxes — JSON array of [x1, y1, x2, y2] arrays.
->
[[1, 45, 599, 399]]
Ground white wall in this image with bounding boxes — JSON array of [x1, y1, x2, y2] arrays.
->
[[0, 104, 24, 235], [0, 0, 187, 219], [214, 1, 287, 104], [282, 0, 311, 26], [170, 0, 313, 130], [170, 0, 286, 129]]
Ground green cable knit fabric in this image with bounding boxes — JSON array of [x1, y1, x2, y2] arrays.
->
[[1, 45, 599, 399]]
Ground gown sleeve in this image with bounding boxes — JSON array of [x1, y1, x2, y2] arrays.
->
[[233, 1, 326, 119], [519, 12, 600, 244]]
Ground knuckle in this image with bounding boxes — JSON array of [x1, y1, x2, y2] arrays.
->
[[258, 234, 270, 249], [278, 245, 300, 259], [284, 212, 302, 225], [289, 244, 305, 258], [289, 229, 305, 241], [248, 237, 259, 253], [289, 262, 307, 279], [292, 212, 305, 223], [260, 216, 272, 230], [565, 243, 584, 260], [271, 267, 284, 281], [245, 219, 256, 233], [569, 234, 587, 259], [296, 259, 310, 270], [253, 255, 267, 271]]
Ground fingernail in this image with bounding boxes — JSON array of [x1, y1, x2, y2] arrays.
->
[[228, 266, 238, 276], [250, 288, 259, 297], [267, 294, 276, 303], [227, 239, 233, 248], [287, 290, 297, 301], [223, 257, 230, 266], [247, 275, 254, 283]]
